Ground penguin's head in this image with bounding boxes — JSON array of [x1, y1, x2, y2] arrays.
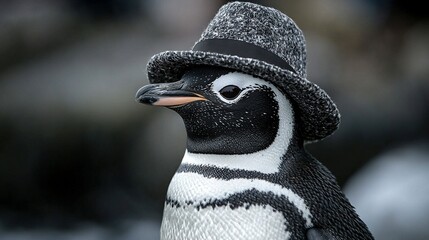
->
[[136, 66, 300, 155]]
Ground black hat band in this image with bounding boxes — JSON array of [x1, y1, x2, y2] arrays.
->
[[193, 39, 297, 74]]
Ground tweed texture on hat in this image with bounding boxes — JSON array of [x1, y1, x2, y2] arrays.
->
[[146, 1, 340, 141]]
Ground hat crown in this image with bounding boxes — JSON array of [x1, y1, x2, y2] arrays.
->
[[195, 2, 307, 78]]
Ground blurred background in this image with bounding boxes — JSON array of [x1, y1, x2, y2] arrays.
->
[[0, 0, 428, 239]]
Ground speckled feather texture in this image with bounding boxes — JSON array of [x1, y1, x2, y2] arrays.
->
[[146, 1, 340, 141]]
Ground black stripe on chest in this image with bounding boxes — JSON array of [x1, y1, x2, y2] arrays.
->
[[177, 163, 293, 188], [166, 189, 306, 239]]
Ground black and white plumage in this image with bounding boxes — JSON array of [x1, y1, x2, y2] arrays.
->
[[136, 66, 374, 240], [136, 2, 373, 239]]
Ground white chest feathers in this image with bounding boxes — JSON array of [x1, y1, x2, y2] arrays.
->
[[162, 201, 289, 240], [160, 172, 313, 240]]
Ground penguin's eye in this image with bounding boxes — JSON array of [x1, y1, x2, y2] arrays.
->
[[219, 85, 241, 100]]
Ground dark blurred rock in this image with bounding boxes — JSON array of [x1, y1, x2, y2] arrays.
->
[[128, 108, 186, 200], [0, 15, 194, 227], [69, 0, 142, 20], [0, 0, 76, 71], [0, 220, 160, 240]]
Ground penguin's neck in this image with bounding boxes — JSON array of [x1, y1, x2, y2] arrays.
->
[[182, 87, 299, 174]]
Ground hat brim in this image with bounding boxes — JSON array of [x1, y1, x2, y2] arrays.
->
[[146, 50, 340, 142]]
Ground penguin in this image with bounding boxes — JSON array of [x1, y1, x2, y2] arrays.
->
[[136, 65, 374, 240]]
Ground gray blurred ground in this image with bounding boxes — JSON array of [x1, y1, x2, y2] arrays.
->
[[345, 143, 429, 240], [0, 0, 428, 239]]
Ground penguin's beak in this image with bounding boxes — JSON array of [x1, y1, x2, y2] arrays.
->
[[135, 83, 207, 107]]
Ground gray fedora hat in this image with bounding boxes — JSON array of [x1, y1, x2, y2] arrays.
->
[[146, 1, 340, 141]]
